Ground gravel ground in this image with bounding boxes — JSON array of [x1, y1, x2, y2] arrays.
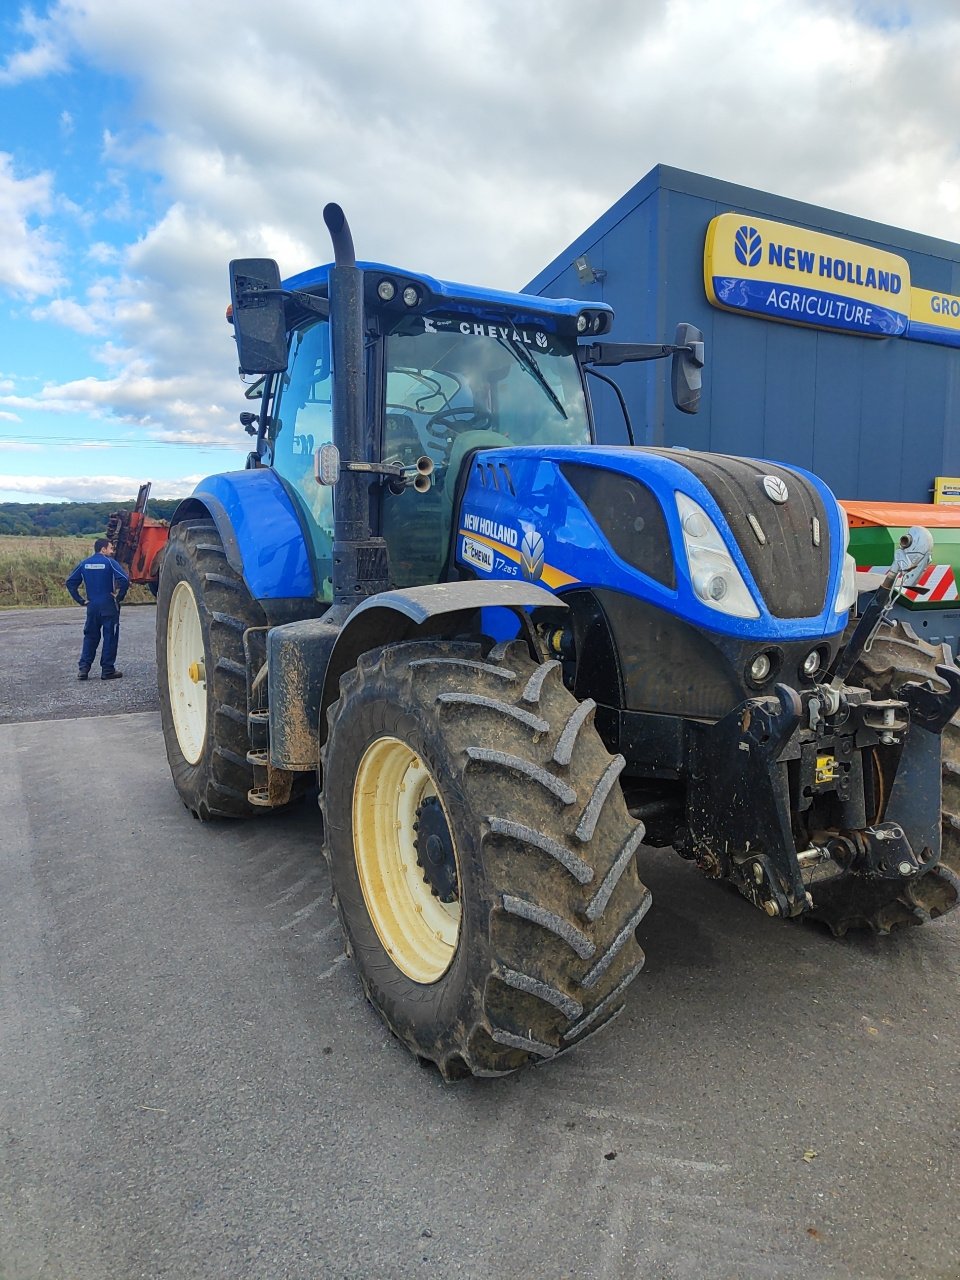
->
[[0, 604, 160, 723]]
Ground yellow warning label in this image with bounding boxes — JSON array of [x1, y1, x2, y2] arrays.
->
[[815, 755, 838, 784]]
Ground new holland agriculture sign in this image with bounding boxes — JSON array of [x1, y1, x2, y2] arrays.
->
[[704, 213, 910, 338], [909, 288, 960, 348], [705, 212, 960, 348]]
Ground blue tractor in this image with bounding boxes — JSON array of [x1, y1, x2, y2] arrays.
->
[[155, 205, 960, 1079]]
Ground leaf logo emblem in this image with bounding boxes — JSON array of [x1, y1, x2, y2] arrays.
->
[[734, 225, 762, 268], [762, 475, 789, 504], [520, 530, 545, 581], [535, 331, 548, 349]]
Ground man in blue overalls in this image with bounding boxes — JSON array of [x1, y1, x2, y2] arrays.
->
[[65, 538, 130, 680]]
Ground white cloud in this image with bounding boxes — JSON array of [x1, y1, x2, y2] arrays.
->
[[31, 295, 102, 334], [0, 370, 240, 448], [36, 0, 956, 290], [0, 472, 202, 500], [87, 240, 119, 264], [0, 5, 69, 84], [0, 152, 62, 296]]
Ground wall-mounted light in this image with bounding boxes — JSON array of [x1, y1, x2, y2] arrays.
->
[[574, 254, 606, 285]]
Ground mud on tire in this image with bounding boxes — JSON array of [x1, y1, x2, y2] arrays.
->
[[157, 520, 265, 820], [807, 619, 960, 934], [320, 639, 651, 1079]]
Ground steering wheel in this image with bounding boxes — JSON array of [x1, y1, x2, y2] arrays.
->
[[425, 407, 492, 439]]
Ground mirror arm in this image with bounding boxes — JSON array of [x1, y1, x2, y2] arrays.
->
[[236, 286, 329, 318], [580, 342, 673, 366], [579, 341, 705, 368], [282, 288, 329, 317]]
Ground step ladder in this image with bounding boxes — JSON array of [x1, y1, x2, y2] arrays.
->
[[243, 626, 295, 808]]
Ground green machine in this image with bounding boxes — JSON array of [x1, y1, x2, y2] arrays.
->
[[843, 500, 960, 653]]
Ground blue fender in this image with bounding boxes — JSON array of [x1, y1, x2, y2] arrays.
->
[[264, 580, 563, 768], [171, 469, 315, 600]]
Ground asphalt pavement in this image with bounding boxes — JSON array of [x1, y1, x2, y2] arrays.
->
[[0, 605, 160, 723], [1, 607, 958, 1279]]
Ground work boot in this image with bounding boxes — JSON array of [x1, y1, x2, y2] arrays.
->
[[78, 670, 89, 681], [101, 670, 123, 680]]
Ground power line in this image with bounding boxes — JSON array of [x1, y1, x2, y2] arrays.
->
[[0, 434, 238, 450]]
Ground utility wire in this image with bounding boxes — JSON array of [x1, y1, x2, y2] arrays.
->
[[0, 434, 236, 449]]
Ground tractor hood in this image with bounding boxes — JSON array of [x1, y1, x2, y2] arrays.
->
[[452, 443, 850, 646]]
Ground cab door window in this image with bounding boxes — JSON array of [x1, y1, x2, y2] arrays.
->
[[270, 319, 334, 600]]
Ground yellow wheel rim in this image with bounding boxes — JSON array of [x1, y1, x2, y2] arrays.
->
[[353, 737, 461, 984], [167, 580, 207, 765]]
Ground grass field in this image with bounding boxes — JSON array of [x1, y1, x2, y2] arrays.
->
[[0, 535, 156, 608]]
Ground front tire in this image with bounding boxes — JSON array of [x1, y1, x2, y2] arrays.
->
[[156, 520, 264, 820], [321, 639, 651, 1079]]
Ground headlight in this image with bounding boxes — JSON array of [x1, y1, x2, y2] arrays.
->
[[676, 491, 760, 619], [832, 503, 858, 614], [748, 652, 773, 683], [802, 649, 822, 677]]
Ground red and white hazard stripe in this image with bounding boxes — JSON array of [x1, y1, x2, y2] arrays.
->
[[858, 563, 959, 602]]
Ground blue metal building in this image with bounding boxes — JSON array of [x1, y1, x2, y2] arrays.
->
[[527, 165, 960, 503]]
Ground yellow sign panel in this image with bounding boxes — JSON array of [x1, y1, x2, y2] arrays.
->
[[909, 289, 960, 349], [933, 477, 960, 504], [704, 212, 911, 337]]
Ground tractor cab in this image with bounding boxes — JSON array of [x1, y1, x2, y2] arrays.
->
[[236, 257, 610, 600]]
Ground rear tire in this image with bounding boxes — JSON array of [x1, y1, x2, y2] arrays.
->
[[157, 520, 265, 820], [321, 639, 651, 1079]]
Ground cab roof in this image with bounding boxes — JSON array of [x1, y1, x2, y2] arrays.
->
[[283, 261, 613, 326]]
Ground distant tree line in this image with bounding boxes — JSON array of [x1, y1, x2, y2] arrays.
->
[[0, 499, 180, 536]]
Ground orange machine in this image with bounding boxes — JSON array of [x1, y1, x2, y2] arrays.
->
[[105, 483, 170, 590]]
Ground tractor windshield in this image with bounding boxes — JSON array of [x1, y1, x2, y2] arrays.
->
[[380, 312, 590, 587], [383, 312, 589, 455]]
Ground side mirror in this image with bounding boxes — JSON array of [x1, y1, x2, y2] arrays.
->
[[228, 258, 288, 374], [671, 322, 704, 415]]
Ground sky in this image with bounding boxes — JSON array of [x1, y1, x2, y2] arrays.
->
[[1, 0, 959, 503]]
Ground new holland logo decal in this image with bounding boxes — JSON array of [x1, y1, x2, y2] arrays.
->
[[735, 225, 762, 268], [457, 513, 578, 590], [520, 530, 545, 581]]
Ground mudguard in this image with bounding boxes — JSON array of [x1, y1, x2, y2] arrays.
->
[[171, 469, 315, 601], [268, 580, 562, 770]]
